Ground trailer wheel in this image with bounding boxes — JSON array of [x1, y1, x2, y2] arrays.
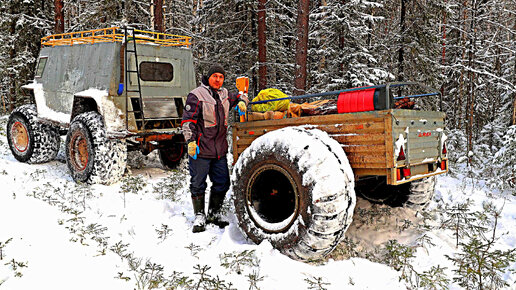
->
[[65, 111, 126, 185], [400, 176, 436, 210], [159, 135, 186, 170], [356, 176, 436, 211], [355, 176, 396, 203], [232, 127, 356, 261], [7, 104, 60, 164]]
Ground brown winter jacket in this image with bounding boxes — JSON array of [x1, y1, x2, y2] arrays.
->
[[181, 76, 248, 159]]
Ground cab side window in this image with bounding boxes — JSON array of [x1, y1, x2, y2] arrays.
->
[[139, 62, 173, 82], [35, 57, 48, 78]]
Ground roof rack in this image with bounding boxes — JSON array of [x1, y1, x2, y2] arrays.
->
[[41, 27, 191, 48]]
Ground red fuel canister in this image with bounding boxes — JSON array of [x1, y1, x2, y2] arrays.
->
[[337, 88, 376, 113]]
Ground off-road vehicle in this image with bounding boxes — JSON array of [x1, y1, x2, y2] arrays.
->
[[231, 83, 448, 260], [7, 27, 195, 184]]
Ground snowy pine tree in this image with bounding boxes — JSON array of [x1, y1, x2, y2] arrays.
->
[[491, 125, 516, 194], [0, 0, 53, 109], [308, 0, 389, 93]]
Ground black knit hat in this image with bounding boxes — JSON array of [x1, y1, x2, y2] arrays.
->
[[207, 64, 225, 78]]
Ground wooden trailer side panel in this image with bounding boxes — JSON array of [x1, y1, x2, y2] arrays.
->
[[232, 110, 394, 175]]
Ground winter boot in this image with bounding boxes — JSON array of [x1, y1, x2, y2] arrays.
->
[[207, 192, 229, 228], [191, 195, 206, 233]]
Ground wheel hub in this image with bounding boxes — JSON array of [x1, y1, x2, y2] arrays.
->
[[11, 121, 29, 152], [70, 131, 89, 171], [246, 163, 299, 233], [163, 144, 183, 162]]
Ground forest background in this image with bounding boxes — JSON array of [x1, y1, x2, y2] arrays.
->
[[0, 0, 515, 193]]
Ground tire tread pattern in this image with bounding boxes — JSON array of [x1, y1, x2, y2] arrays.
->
[[67, 112, 126, 185], [232, 127, 356, 261], [8, 104, 60, 164], [405, 176, 436, 210]]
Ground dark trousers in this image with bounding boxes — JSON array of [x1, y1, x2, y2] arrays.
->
[[188, 155, 230, 198]]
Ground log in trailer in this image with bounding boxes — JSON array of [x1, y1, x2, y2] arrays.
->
[[231, 83, 448, 261]]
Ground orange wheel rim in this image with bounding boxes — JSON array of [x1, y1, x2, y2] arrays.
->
[[70, 132, 89, 171], [11, 121, 29, 152]]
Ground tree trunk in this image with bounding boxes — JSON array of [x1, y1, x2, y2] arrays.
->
[[512, 17, 516, 125], [456, 0, 469, 130], [294, 0, 310, 95], [512, 93, 516, 126], [440, 0, 447, 111], [490, 45, 501, 151], [466, 1, 478, 165], [153, 0, 164, 33], [251, 4, 258, 96], [54, 0, 64, 33], [9, 15, 16, 112], [318, 0, 327, 74], [125, 0, 132, 21], [397, 0, 406, 81], [257, 0, 267, 90]]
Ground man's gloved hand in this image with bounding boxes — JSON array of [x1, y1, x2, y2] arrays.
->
[[188, 141, 199, 159], [237, 101, 247, 114]]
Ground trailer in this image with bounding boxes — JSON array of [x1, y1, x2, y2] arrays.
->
[[231, 83, 448, 260]]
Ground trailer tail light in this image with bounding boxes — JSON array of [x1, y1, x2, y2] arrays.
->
[[397, 146, 406, 161], [397, 167, 411, 181], [442, 143, 447, 155], [441, 160, 447, 170]]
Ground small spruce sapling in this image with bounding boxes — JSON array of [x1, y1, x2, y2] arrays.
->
[[167, 270, 194, 289], [110, 240, 131, 261], [0, 238, 13, 260], [136, 261, 166, 290], [155, 224, 172, 242], [417, 265, 450, 289], [246, 269, 264, 290], [120, 175, 147, 207], [440, 199, 488, 247], [303, 274, 331, 290], [116, 272, 131, 281], [383, 239, 451, 288], [153, 170, 186, 201], [219, 250, 260, 275], [397, 218, 414, 233], [191, 264, 235, 290], [329, 237, 361, 260], [5, 258, 28, 278], [446, 201, 516, 289], [348, 277, 355, 286], [383, 240, 415, 275], [185, 243, 202, 258]]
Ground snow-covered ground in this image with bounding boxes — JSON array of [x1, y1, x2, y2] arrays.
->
[[0, 115, 514, 289]]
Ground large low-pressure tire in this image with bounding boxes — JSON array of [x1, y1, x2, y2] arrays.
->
[[158, 135, 186, 170], [7, 104, 60, 164], [356, 176, 436, 211], [355, 176, 395, 203], [401, 176, 436, 210], [65, 111, 127, 185], [232, 127, 356, 261]]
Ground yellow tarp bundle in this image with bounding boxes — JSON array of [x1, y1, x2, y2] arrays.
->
[[251, 88, 290, 112]]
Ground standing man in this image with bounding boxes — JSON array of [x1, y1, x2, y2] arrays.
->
[[181, 64, 248, 233]]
